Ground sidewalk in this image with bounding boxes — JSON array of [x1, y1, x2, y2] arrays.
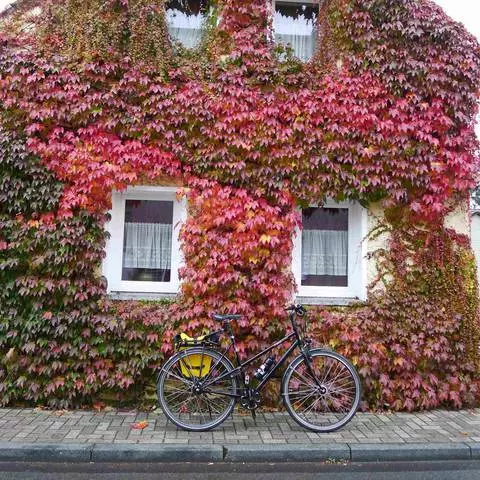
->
[[0, 408, 480, 463]]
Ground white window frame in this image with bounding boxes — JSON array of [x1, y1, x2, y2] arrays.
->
[[273, 0, 319, 6], [292, 200, 367, 300], [103, 186, 186, 295]]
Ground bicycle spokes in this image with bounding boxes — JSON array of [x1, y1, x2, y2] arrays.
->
[[285, 352, 359, 430], [159, 349, 237, 429]]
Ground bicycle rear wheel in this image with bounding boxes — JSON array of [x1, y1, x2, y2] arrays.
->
[[282, 349, 361, 433], [157, 347, 238, 432]]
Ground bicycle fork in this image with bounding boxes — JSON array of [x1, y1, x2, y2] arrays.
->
[[301, 345, 329, 395]]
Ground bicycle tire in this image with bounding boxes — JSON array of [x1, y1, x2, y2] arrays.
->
[[157, 347, 238, 432], [282, 349, 361, 433]]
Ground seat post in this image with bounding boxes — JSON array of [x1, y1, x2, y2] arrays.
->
[[223, 320, 234, 336], [211, 312, 243, 366], [227, 322, 243, 367]]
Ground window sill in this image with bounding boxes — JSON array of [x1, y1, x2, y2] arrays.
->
[[296, 296, 364, 306], [107, 291, 177, 301], [107, 292, 363, 307]]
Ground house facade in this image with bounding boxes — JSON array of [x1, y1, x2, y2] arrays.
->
[[1, 0, 479, 410], [97, 0, 469, 306]]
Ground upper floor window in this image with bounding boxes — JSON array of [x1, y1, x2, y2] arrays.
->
[[166, 0, 208, 49], [273, 0, 320, 62]]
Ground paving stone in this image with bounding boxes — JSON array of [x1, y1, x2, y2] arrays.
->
[[82, 425, 95, 434], [0, 408, 480, 447]]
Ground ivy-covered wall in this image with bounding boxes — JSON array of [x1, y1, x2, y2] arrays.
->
[[0, 130, 172, 407], [0, 0, 479, 410]]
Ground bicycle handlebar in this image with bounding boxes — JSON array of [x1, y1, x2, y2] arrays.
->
[[285, 304, 307, 316]]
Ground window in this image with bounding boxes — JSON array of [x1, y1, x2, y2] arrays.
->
[[301, 207, 348, 287], [166, 0, 208, 49], [292, 201, 367, 300], [273, 0, 320, 62], [122, 200, 173, 282], [103, 186, 185, 294]]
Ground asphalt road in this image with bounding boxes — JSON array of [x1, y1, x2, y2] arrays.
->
[[0, 461, 479, 479]]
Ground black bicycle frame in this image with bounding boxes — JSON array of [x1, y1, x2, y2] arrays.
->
[[202, 330, 300, 395]]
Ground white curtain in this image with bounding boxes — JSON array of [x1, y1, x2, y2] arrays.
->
[[302, 230, 347, 276], [123, 223, 172, 270], [274, 11, 316, 61], [166, 8, 204, 48]]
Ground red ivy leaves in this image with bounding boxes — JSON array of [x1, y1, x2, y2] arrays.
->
[[27, 126, 182, 213], [0, 0, 478, 220], [165, 181, 299, 358], [0, 0, 479, 410]]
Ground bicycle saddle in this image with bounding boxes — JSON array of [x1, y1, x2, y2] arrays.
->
[[212, 313, 242, 322]]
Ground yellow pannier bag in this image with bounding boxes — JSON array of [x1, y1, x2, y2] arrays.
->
[[175, 332, 213, 378]]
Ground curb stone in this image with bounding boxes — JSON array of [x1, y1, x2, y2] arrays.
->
[[223, 444, 350, 463], [92, 444, 224, 463], [348, 443, 472, 462], [0, 442, 477, 463], [0, 443, 93, 462]]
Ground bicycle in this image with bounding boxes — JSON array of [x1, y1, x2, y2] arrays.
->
[[157, 304, 361, 432]]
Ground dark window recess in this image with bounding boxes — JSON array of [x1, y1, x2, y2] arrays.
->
[[166, 0, 208, 49], [166, 0, 208, 15], [275, 2, 319, 21], [301, 208, 348, 287], [122, 200, 174, 283], [274, 1, 320, 62]]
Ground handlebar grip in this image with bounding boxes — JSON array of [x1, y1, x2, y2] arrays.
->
[[284, 304, 307, 315], [296, 305, 306, 316]]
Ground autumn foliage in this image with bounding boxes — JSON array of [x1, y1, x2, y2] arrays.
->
[[0, 0, 479, 409], [0, 130, 169, 406], [164, 182, 299, 358], [312, 224, 480, 411]]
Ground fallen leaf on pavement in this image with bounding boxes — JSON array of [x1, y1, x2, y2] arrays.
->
[[131, 421, 149, 430], [93, 402, 106, 411], [53, 409, 69, 417]]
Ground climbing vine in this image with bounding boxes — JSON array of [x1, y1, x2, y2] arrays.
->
[[0, 0, 479, 409]]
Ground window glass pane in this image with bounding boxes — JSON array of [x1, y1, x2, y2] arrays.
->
[[122, 200, 173, 282], [274, 1, 319, 62], [166, 0, 208, 49], [301, 207, 348, 287]]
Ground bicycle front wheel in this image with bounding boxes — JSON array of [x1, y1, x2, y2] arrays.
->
[[157, 347, 238, 432], [282, 349, 361, 433]]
